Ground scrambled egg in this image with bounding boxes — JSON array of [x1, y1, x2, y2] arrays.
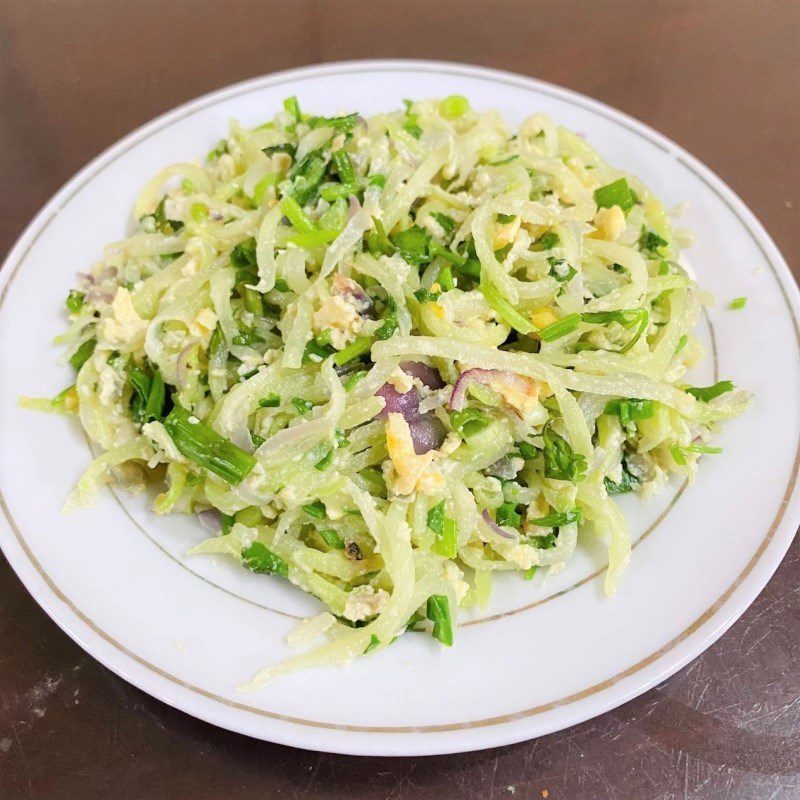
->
[[592, 205, 626, 241], [188, 308, 217, 348], [312, 294, 363, 350], [493, 215, 521, 250], [530, 307, 559, 330], [387, 365, 414, 394], [101, 287, 148, 352], [491, 375, 541, 415], [384, 412, 445, 496], [566, 156, 598, 190], [343, 585, 389, 622]]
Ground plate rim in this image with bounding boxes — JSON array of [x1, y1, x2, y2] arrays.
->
[[1, 58, 799, 756]]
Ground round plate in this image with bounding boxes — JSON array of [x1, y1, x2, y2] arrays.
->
[[1, 60, 798, 756]]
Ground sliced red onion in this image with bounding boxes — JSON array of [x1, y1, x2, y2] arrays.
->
[[197, 508, 222, 532], [347, 195, 362, 221], [449, 368, 531, 411], [481, 509, 517, 540], [376, 384, 420, 420], [408, 413, 446, 455], [400, 361, 445, 390]]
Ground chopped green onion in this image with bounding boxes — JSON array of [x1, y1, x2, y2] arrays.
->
[[302, 501, 326, 519], [538, 313, 581, 342], [604, 398, 654, 426], [307, 113, 358, 134], [280, 196, 316, 234], [333, 337, 372, 366], [319, 529, 344, 549], [687, 444, 723, 454], [441, 94, 470, 119], [547, 257, 576, 283], [366, 216, 395, 257], [489, 155, 519, 166], [274, 278, 290, 292], [368, 174, 387, 188], [426, 594, 453, 646], [332, 150, 355, 185], [639, 227, 669, 255], [320, 183, 356, 202], [604, 468, 636, 495], [314, 448, 334, 471], [414, 287, 441, 304], [481, 281, 535, 334], [288, 229, 340, 249], [435, 518, 458, 558], [231, 329, 265, 346], [283, 95, 302, 123], [427, 500, 445, 534], [527, 532, 558, 549], [190, 202, 208, 222], [364, 634, 381, 654], [221, 513, 235, 535], [594, 178, 635, 212], [450, 408, 489, 438], [523, 566, 538, 580], [686, 381, 734, 402], [66, 290, 85, 314], [289, 149, 327, 205], [730, 297, 747, 310], [343, 370, 367, 391], [291, 397, 314, 415], [163, 405, 256, 485], [438, 264, 455, 292], [144, 369, 165, 420], [670, 444, 687, 466], [69, 339, 96, 371], [675, 334, 688, 355], [303, 338, 335, 364], [242, 542, 289, 577], [539, 231, 559, 249], [428, 240, 466, 266]]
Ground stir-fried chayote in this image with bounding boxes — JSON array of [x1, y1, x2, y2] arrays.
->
[[24, 94, 749, 686]]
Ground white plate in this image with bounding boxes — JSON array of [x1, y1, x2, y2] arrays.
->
[[1, 60, 798, 756]]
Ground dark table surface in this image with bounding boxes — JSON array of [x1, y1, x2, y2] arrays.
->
[[1, 2, 799, 798]]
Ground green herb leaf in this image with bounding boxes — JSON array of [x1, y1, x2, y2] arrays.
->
[[541, 425, 587, 482], [638, 227, 669, 255], [364, 634, 381, 654], [730, 296, 747, 310], [686, 381, 734, 402], [307, 113, 359, 134], [529, 508, 583, 528], [69, 339, 96, 371], [242, 542, 289, 577], [289, 149, 328, 206], [374, 298, 399, 341], [390, 225, 432, 267], [426, 594, 453, 646], [426, 500, 445, 534], [495, 502, 521, 528]]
